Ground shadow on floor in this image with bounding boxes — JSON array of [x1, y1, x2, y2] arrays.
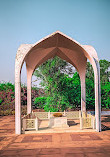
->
[[39, 127, 50, 131], [67, 120, 79, 127], [101, 115, 110, 122], [101, 124, 110, 131]]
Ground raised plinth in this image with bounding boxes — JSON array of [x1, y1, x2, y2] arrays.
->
[[49, 117, 69, 128]]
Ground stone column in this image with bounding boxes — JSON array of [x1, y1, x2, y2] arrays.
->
[[15, 74, 21, 134], [15, 44, 33, 134], [94, 60, 101, 132], [81, 78, 86, 112], [27, 67, 32, 114], [79, 68, 86, 113]]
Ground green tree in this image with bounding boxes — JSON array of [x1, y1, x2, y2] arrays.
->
[[86, 60, 110, 83], [101, 82, 110, 109], [34, 97, 47, 109], [100, 60, 110, 83], [34, 57, 110, 111], [34, 56, 75, 111]]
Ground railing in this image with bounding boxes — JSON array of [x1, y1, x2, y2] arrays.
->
[[21, 111, 80, 133], [65, 111, 80, 119], [80, 112, 96, 130], [21, 111, 96, 133], [33, 112, 48, 119], [33, 111, 80, 120], [21, 113, 38, 133]]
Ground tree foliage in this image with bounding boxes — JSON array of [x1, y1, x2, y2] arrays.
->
[[86, 60, 110, 109], [0, 82, 39, 115], [34, 57, 110, 111], [0, 58, 109, 115], [34, 56, 75, 111], [34, 97, 46, 109]]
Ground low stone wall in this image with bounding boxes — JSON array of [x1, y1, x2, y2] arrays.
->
[[80, 112, 96, 130], [66, 111, 79, 119], [87, 111, 110, 116], [33, 112, 48, 119], [21, 111, 80, 133], [101, 111, 110, 115], [22, 111, 97, 133], [21, 113, 39, 133], [33, 111, 80, 120]]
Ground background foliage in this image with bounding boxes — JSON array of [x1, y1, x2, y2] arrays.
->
[[0, 57, 110, 115], [34, 57, 110, 112], [0, 82, 40, 116]]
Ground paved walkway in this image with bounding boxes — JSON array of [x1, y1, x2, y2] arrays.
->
[[0, 115, 110, 157]]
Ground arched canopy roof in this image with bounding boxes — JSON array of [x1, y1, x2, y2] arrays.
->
[[15, 31, 99, 80]]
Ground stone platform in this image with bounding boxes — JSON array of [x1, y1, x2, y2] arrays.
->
[[49, 117, 69, 128], [0, 115, 110, 157]]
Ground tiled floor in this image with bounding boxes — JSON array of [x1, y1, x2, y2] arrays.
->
[[0, 115, 110, 156]]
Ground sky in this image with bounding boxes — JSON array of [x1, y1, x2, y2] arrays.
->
[[0, 0, 110, 85]]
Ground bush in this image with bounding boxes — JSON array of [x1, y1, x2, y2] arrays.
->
[[43, 94, 70, 112], [0, 98, 2, 104], [101, 82, 110, 109], [3, 109, 12, 115], [44, 97, 59, 112], [21, 105, 27, 115], [11, 110, 15, 115], [34, 97, 47, 109], [0, 109, 14, 116], [0, 82, 40, 116], [0, 110, 4, 116], [0, 82, 14, 91]]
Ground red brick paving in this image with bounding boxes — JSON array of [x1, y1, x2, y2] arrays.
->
[[22, 135, 52, 143], [0, 115, 110, 157], [70, 134, 102, 141]]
